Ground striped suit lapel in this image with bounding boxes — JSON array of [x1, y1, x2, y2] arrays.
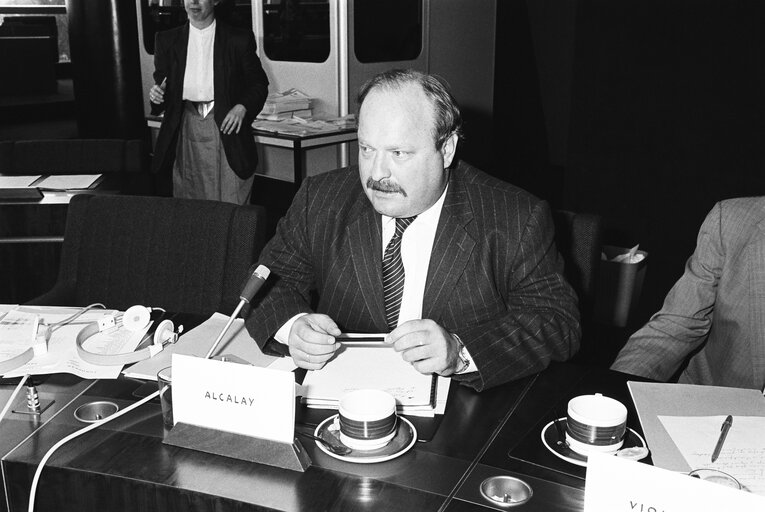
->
[[423, 175, 475, 320], [347, 195, 387, 329]]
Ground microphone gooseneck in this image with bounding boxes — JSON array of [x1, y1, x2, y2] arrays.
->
[[205, 264, 270, 360]]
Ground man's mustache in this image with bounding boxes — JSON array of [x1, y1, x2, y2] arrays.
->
[[366, 178, 407, 197]]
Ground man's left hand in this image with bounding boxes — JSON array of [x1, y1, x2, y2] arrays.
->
[[386, 319, 462, 376], [221, 104, 247, 134]]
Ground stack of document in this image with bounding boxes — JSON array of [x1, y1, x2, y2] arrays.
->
[[300, 345, 450, 417], [258, 88, 312, 120]]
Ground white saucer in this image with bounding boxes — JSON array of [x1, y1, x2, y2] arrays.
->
[[313, 414, 417, 464], [541, 417, 647, 467]]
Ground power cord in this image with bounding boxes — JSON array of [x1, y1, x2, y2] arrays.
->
[[41, 303, 106, 340], [27, 389, 161, 512]]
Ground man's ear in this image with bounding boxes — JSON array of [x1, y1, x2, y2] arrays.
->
[[441, 132, 458, 168]]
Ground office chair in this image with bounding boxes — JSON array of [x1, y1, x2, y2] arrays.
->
[[552, 209, 603, 364], [28, 194, 267, 316]]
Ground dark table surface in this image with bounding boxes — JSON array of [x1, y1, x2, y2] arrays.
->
[[0, 361, 646, 512]]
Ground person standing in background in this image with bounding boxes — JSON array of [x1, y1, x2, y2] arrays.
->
[[149, 0, 269, 204]]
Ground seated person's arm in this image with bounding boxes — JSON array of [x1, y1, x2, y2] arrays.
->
[[611, 203, 723, 380], [390, 200, 581, 392]]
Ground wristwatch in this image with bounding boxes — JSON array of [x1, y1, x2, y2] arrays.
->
[[453, 334, 471, 374]]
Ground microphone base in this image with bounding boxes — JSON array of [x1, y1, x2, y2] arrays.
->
[[163, 422, 311, 472]]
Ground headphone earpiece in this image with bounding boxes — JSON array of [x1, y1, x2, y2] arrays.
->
[[153, 319, 176, 346], [122, 305, 151, 332]]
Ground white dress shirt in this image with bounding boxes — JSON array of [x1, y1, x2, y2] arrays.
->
[[183, 20, 215, 117]]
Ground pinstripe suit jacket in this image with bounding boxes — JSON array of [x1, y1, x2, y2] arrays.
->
[[246, 161, 581, 391], [612, 197, 765, 390]]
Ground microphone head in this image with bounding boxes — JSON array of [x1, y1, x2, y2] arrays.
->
[[252, 264, 270, 280], [240, 264, 270, 302]]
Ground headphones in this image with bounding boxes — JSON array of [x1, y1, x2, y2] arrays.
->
[[76, 306, 180, 366]]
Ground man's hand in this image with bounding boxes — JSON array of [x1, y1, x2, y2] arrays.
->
[[221, 104, 247, 134], [288, 314, 341, 370], [386, 319, 462, 376]]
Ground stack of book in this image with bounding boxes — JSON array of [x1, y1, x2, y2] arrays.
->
[[257, 88, 313, 121]]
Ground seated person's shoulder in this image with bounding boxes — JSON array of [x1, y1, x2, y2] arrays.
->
[[717, 196, 765, 223], [455, 160, 546, 214], [704, 196, 765, 246]]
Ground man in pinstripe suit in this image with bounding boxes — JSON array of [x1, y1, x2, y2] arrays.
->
[[612, 197, 765, 390], [246, 69, 580, 391]]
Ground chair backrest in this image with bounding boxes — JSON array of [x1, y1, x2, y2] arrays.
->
[[552, 209, 603, 325], [6, 139, 148, 174], [42, 194, 266, 316]]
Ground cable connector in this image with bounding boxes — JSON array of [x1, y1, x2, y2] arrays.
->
[[97, 315, 117, 332]]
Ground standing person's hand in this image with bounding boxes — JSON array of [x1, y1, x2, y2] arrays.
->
[[221, 104, 247, 134], [149, 78, 166, 104]]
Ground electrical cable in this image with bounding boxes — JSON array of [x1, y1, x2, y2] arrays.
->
[[27, 389, 161, 512], [42, 303, 106, 338]]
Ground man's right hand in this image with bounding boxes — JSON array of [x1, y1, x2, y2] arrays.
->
[[288, 314, 341, 370]]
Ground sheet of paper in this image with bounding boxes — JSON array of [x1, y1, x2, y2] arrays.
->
[[35, 174, 102, 190], [658, 415, 765, 496], [3, 323, 137, 379], [585, 451, 765, 511], [123, 313, 291, 381], [627, 381, 765, 471], [301, 345, 438, 414], [0, 175, 41, 188], [172, 354, 295, 443], [0, 306, 118, 376]]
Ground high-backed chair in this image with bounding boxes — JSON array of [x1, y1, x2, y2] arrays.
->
[[552, 209, 603, 363], [28, 194, 267, 316]]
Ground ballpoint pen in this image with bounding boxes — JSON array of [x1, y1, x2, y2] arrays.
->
[[711, 415, 733, 463]]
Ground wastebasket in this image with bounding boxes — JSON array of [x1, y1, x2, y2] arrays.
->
[[594, 245, 648, 327]]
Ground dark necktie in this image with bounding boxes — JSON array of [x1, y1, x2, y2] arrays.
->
[[383, 216, 417, 330]]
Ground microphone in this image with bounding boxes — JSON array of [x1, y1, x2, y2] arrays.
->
[[205, 264, 270, 359], [239, 264, 270, 303]]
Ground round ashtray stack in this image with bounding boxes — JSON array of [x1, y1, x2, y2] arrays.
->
[[73, 401, 119, 423]]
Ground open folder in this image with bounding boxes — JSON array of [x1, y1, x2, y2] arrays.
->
[[628, 381, 765, 496]]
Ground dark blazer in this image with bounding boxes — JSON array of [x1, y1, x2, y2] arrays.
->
[[246, 161, 581, 391], [612, 197, 765, 389], [150, 21, 269, 179]]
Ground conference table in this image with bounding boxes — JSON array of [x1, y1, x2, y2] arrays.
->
[[0, 339, 647, 511]]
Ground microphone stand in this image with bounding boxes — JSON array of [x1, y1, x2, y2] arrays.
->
[[204, 300, 248, 360], [204, 264, 270, 360]]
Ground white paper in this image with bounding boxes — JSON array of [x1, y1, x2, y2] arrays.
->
[[0, 305, 130, 379], [301, 345, 445, 416], [585, 452, 765, 511], [2, 305, 139, 379], [3, 323, 137, 379], [35, 174, 102, 190], [123, 313, 291, 381], [658, 415, 765, 496], [0, 310, 39, 358], [172, 353, 295, 443]]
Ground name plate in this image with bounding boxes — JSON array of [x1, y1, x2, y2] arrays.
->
[[171, 353, 295, 444], [584, 452, 765, 511]]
